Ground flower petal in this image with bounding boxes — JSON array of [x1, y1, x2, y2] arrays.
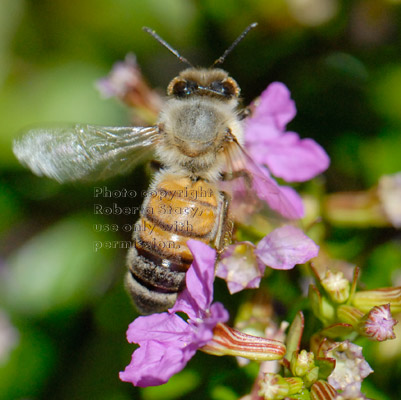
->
[[119, 340, 192, 387], [255, 225, 319, 270], [170, 240, 217, 319], [245, 117, 282, 144], [126, 312, 192, 345], [252, 82, 297, 130], [260, 132, 330, 182]]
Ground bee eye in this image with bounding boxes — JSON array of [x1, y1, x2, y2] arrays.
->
[[210, 80, 237, 97], [210, 81, 224, 93], [172, 80, 188, 97], [172, 80, 198, 97]]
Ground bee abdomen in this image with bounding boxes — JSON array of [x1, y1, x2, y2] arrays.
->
[[127, 175, 220, 314], [137, 177, 218, 263], [125, 245, 185, 314]]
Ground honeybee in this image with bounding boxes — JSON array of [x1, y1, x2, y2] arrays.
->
[[13, 24, 295, 314]]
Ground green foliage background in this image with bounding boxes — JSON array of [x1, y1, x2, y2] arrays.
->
[[1, 0, 401, 399]]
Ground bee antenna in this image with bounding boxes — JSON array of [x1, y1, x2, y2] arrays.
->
[[212, 22, 258, 67], [143, 27, 194, 68]]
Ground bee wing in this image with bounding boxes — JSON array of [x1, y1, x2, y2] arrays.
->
[[221, 139, 303, 224], [13, 124, 160, 182]]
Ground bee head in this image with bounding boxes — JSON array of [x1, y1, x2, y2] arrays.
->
[[167, 68, 240, 100]]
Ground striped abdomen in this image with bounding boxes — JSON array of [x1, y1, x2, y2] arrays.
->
[[126, 172, 220, 314]]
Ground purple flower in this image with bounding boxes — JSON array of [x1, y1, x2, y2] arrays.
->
[[119, 240, 229, 387], [245, 82, 330, 183], [217, 226, 319, 294]]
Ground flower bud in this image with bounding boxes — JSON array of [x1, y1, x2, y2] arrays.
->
[[352, 287, 401, 313], [321, 270, 350, 304], [290, 350, 315, 377], [201, 323, 286, 361], [357, 304, 398, 341]]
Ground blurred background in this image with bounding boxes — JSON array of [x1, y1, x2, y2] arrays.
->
[[1, 0, 401, 399]]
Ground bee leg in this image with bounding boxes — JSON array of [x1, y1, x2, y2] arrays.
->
[[214, 192, 233, 254]]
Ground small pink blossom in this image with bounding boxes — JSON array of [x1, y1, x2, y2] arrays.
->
[[217, 226, 319, 294], [120, 241, 228, 387], [360, 303, 398, 341], [325, 341, 373, 392], [245, 82, 330, 183]]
